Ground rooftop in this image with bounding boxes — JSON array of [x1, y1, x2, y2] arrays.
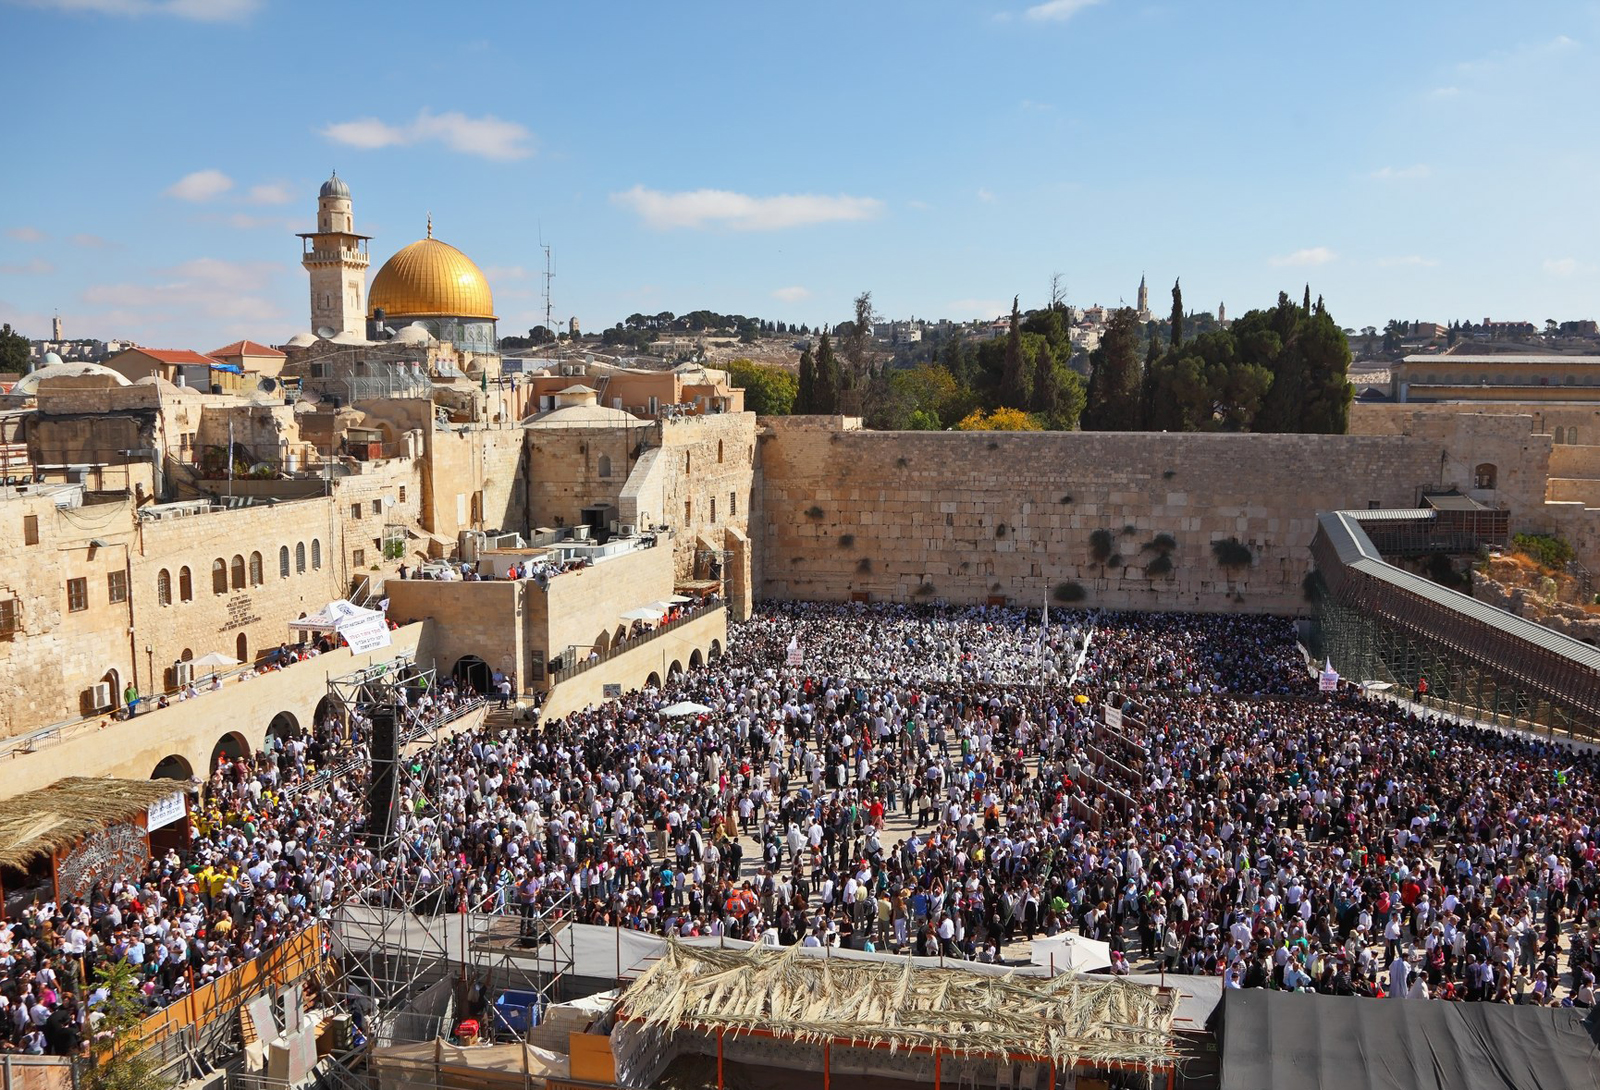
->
[[210, 339, 286, 359], [0, 778, 181, 870], [1402, 354, 1600, 365]]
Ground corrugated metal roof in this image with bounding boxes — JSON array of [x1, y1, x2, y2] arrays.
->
[[1401, 355, 1600, 365], [1317, 510, 1600, 673]]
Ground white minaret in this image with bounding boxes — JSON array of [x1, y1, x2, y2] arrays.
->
[[297, 172, 370, 337]]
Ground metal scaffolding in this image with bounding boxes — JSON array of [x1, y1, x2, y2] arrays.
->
[[322, 657, 574, 1046]]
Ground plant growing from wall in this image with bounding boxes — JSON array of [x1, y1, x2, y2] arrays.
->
[[805, 505, 825, 520], [1212, 537, 1253, 569], [1144, 532, 1177, 553], [996, 523, 1007, 538], [1089, 528, 1115, 564], [837, 533, 856, 548], [914, 581, 936, 596], [857, 557, 872, 573], [1053, 581, 1087, 603], [1146, 553, 1174, 577], [1302, 571, 1324, 603]]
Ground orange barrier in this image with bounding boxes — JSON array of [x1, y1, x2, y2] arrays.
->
[[128, 923, 326, 1053]]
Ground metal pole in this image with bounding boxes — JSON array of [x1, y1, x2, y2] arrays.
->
[[717, 1028, 725, 1090]]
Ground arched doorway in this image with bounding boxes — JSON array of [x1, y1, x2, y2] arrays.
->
[[267, 711, 301, 743], [236, 632, 249, 663], [152, 754, 193, 780], [101, 668, 123, 712], [709, 639, 722, 661], [594, 629, 612, 655], [210, 731, 250, 772], [645, 672, 662, 689], [614, 625, 628, 648], [668, 659, 683, 681], [313, 694, 339, 729], [453, 655, 491, 694], [689, 648, 704, 670]]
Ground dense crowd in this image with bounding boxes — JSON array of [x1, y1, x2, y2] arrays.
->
[[9, 600, 1600, 1055]]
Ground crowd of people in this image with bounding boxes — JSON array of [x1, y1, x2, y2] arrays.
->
[[10, 600, 1600, 1056]]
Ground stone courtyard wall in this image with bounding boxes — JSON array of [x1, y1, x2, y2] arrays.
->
[[757, 419, 1443, 615]]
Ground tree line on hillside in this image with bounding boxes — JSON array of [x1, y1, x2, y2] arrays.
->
[[727, 283, 1353, 434]]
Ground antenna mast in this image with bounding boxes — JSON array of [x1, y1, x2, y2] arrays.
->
[[541, 239, 556, 363]]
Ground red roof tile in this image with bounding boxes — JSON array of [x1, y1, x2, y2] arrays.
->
[[209, 339, 287, 359], [137, 349, 222, 366]]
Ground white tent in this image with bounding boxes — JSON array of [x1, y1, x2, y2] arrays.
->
[[289, 599, 391, 654], [660, 701, 712, 717], [619, 607, 665, 622], [191, 651, 240, 670]]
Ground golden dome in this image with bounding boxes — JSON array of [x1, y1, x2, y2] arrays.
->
[[368, 230, 496, 321]]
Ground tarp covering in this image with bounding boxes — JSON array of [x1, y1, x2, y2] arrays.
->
[[1216, 988, 1600, 1090], [289, 599, 390, 653]]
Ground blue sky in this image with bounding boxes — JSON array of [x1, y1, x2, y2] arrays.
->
[[2, 0, 1599, 351]]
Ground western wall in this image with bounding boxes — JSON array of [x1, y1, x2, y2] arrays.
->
[[755, 417, 1455, 614]]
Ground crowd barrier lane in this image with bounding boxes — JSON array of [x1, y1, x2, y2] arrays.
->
[[121, 923, 326, 1055]]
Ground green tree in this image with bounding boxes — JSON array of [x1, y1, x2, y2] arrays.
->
[[1170, 279, 1184, 348], [0, 323, 29, 373], [84, 961, 165, 1090], [1082, 308, 1143, 430], [1029, 337, 1059, 416], [796, 347, 817, 413], [726, 358, 797, 416], [814, 332, 841, 414], [999, 296, 1028, 408]]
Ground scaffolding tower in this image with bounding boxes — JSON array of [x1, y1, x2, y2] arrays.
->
[[321, 655, 574, 1046]]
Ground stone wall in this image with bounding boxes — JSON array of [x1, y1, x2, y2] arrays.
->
[[525, 421, 647, 531], [536, 608, 728, 725], [757, 419, 1443, 614], [644, 414, 758, 582], [425, 424, 528, 542]]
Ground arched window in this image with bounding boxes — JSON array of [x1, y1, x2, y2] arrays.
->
[[179, 566, 193, 601], [237, 632, 249, 663], [249, 552, 263, 585], [279, 546, 290, 578], [1474, 463, 1498, 490], [598, 453, 612, 478], [230, 555, 245, 589], [212, 559, 228, 595], [157, 569, 172, 606], [311, 540, 322, 569], [295, 543, 306, 573]]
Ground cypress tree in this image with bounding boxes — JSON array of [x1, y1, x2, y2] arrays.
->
[[1030, 338, 1059, 416], [797, 347, 816, 413], [814, 332, 840, 414], [1000, 296, 1027, 408], [1303, 284, 1312, 314], [1170, 279, 1184, 348]]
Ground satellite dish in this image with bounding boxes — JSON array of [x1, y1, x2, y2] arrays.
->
[[257, 377, 278, 393], [315, 326, 335, 339]]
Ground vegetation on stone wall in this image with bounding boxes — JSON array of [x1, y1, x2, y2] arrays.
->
[[837, 533, 855, 548], [1053, 581, 1087, 603], [1146, 553, 1174, 577], [954, 407, 1043, 431], [804, 505, 824, 519], [1089, 528, 1115, 564], [1511, 532, 1574, 571], [1212, 537, 1253, 568], [726, 358, 797, 415]]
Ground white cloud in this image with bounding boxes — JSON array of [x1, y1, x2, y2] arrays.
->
[[1428, 85, 1461, 99], [6, 227, 46, 242], [771, 286, 811, 303], [0, 259, 54, 276], [165, 169, 234, 202], [243, 182, 292, 205], [976, 188, 996, 203], [1377, 255, 1439, 268], [948, 299, 1009, 319], [13, 0, 259, 20], [482, 265, 529, 282], [321, 108, 534, 161], [1368, 164, 1431, 181], [1544, 257, 1591, 277], [610, 185, 884, 231], [907, 199, 933, 211], [70, 233, 111, 248], [1269, 246, 1337, 268], [1024, 0, 1102, 21], [81, 258, 287, 327]]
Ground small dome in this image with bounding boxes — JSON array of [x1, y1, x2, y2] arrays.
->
[[392, 322, 435, 346], [42, 351, 64, 367], [285, 331, 318, 348], [329, 330, 370, 346], [320, 172, 350, 199], [13, 360, 131, 395]]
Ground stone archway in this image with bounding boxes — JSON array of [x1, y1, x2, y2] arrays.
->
[[645, 672, 662, 689], [210, 731, 251, 773], [689, 648, 704, 671], [267, 710, 301, 743], [453, 655, 491, 695], [595, 629, 613, 655], [668, 660, 683, 681], [152, 754, 193, 781], [709, 639, 722, 661]]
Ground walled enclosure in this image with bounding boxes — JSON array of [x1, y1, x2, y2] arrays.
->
[[757, 419, 1445, 614], [0, 624, 423, 796]]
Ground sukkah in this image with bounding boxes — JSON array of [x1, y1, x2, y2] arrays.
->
[[615, 940, 1179, 1075], [0, 777, 182, 869]]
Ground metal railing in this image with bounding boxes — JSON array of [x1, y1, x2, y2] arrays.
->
[[550, 602, 724, 684]]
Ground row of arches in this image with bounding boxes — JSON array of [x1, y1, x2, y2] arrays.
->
[[149, 708, 310, 781], [154, 541, 322, 606]]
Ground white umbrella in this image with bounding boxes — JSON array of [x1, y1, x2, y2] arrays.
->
[[1030, 933, 1112, 973], [666, 594, 693, 604], [620, 607, 666, 622], [192, 651, 240, 668], [660, 701, 712, 717]]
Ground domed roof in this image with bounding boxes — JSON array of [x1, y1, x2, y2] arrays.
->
[[42, 351, 63, 366], [285, 331, 319, 348], [525, 403, 647, 430], [368, 232, 496, 321], [391, 322, 435, 346], [13, 360, 131, 396], [319, 172, 350, 199]]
